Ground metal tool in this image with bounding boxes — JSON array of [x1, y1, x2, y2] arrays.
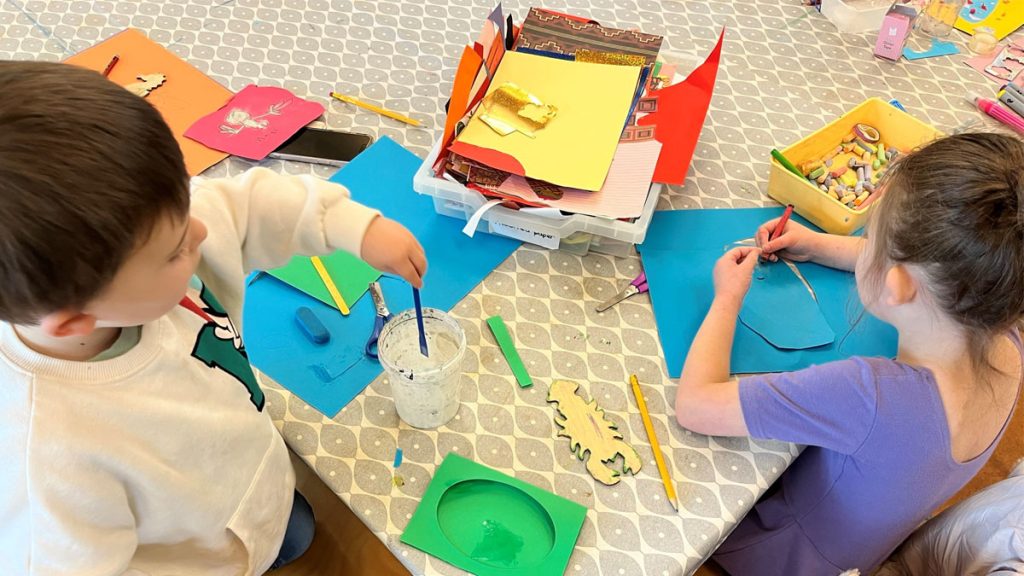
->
[[365, 281, 394, 359], [596, 272, 648, 312]]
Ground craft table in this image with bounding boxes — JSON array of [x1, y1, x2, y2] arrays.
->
[[0, 0, 999, 574]]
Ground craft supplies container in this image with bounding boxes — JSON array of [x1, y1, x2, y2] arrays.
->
[[378, 308, 466, 429], [414, 139, 660, 255], [413, 51, 704, 255], [821, 0, 893, 33], [917, 0, 966, 37], [767, 98, 941, 235]]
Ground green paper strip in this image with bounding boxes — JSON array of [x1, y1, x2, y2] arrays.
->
[[486, 315, 532, 388]]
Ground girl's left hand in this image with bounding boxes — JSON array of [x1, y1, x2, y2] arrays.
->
[[713, 246, 761, 304]]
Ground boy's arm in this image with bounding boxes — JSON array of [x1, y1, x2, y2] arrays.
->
[[190, 167, 381, 275], [189, 167, 424, 324]]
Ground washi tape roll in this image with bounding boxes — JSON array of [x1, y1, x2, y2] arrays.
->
[[853, 123, 880, 143]]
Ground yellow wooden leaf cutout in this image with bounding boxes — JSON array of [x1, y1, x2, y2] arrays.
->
[[547, 379, 641, 486]]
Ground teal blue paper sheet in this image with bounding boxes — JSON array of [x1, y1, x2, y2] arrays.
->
[[637, 208, 897, 376], [739, 259, 835, 350], [242, 137, 521, 417]]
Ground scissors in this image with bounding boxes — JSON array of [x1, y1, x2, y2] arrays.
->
[[365, 281, 394, 359], [595, 272, 648, 312]]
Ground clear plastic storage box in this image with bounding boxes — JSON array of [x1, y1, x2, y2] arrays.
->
[[821, 0, 893, 33], [412, 141, 663, 257]]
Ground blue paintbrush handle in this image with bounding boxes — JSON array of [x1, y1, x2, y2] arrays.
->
[[412, 287, 429, 357]]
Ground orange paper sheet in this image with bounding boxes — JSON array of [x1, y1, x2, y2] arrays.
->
[[65, 29, 233, 176]]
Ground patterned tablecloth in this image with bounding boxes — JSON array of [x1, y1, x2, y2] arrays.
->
[[0, 0, 1000, 574]]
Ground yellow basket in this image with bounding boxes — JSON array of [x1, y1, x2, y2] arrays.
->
[[767, 98, 942, 235]]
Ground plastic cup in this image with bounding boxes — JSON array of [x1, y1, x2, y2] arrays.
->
[[378, 308, 466, 429]]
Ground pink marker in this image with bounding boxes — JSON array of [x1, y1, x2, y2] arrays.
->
[[970, 94, 1024, 134]]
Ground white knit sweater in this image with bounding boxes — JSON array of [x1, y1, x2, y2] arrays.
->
[[0, 168, 380, 575]]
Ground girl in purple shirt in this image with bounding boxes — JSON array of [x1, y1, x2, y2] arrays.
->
[[676, 133, 1024, 575]]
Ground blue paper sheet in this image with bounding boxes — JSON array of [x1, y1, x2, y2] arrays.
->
[[637, 208, 897, 377], [243, 137, 521, 417], [739, 260, 835, 350]]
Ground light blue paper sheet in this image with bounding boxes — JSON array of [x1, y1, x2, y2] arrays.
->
[[637, 207, 897, 377], [243, 137, 521, 417], [739, 259, 835, 350]]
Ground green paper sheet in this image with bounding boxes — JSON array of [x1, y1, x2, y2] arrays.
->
[[401, 453, 586, 575], [486, 315, 532, 388], [267, 251, 380, 311]]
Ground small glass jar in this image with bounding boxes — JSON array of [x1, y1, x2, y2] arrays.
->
[[917, 0, 967, 37], [968, 26, 998, 54]]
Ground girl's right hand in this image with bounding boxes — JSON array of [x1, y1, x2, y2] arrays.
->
[[755, 218, 820, 263]]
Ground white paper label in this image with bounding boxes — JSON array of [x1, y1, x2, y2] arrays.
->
[[488, 220, 561, 249]]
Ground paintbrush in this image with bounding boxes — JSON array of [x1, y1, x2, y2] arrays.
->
[[412, 287, 428, 357]]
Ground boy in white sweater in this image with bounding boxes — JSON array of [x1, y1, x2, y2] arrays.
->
[[0, 62, 426, 574]]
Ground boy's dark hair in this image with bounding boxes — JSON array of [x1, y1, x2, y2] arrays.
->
[[870, 132, 1024, 376], [0, 61, 189, 324]]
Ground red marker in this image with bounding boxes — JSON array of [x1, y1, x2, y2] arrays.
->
[[102, 55, 120, 77], [769, 204, 794, 242]]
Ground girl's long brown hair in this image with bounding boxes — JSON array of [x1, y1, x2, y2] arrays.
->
[[866, 132, 1024, 379]]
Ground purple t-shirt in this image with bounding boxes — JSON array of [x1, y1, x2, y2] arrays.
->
[[712, 355, 1021, 575]]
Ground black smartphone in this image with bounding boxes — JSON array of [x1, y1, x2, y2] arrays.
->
[[269, 128, 374, 166]]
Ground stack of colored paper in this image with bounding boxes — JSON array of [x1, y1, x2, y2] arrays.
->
[[434, 6, 725, 220]]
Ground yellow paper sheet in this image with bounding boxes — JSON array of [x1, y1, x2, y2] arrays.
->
[[452, 51, 641, 191]]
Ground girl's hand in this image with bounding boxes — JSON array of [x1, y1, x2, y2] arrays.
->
[[755, 218, 821, 263], [713, 246, 761, 305], [360, 217, 428, 288]]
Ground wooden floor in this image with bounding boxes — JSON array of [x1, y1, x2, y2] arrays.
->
[[271, 386, 1024, 575], [269, 451, 409, 576]]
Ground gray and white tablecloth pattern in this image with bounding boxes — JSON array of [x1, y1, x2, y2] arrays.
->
[[0, 1, 998, 574]]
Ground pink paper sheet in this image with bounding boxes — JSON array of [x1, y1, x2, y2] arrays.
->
[[965, 39, 1024, 86], [184, 85, 325, 160], [490, 140, 662, 219]]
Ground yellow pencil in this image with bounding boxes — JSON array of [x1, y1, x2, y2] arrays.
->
[[329, 91, 422, 127], [310, 256, 350, 315], [629, 374, 679, 511]]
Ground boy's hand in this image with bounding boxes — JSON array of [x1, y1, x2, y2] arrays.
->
[[713, 246, 760, 305], [361, 217, 427, 288], [755, 218, 820, 263]]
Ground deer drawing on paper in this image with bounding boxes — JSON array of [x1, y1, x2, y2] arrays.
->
[[219, 100, 291, 135]]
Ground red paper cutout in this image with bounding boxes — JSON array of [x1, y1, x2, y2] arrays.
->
[[446, 141, 526, 177], [637, 29, 725, 185]]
